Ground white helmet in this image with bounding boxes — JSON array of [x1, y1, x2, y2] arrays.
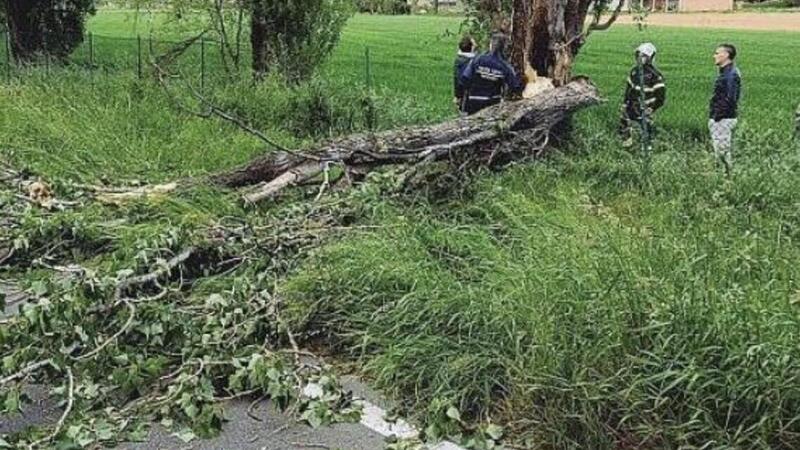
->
[[636, 42, 657, 60]]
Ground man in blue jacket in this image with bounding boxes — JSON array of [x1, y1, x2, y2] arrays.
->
[[459, 33, 524, 115], [709, 43, 742, 175]]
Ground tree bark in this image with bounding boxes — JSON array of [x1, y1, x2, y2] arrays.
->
[[250, 1, 268, 78], [508, 0, 624, 85], [4, 0, 42, 63], [213, 80, 601, 202]]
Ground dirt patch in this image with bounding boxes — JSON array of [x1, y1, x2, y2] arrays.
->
[[615, 12, 800, 32]]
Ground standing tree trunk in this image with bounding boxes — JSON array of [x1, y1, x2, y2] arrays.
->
[[249, 1, 268, 78], [3, 0, 42, 63], [509, 0, 624, 86], [2, 0, 94, 63]]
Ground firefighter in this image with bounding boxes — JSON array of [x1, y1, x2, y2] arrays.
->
[[459, 32, 524, 115], [619, 42, 667, 148]]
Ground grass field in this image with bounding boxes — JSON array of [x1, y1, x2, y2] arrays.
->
[[3, 9, 800, 449]]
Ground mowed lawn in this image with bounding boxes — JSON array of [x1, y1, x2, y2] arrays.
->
[[82, 11, 800, 134]]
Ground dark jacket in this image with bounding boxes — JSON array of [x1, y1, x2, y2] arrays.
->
[[623, 64, 666, 113], [710, 64, 741, 121], [459, 51, 523, 104], [453, 51, 475, 100]]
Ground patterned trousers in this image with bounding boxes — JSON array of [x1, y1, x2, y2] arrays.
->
[[795, 103, 800, 139], [709, 118, 738, 173]]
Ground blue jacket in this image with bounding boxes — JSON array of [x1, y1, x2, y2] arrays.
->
[[459, 51, 523, 102], [710, 64, 741, 121]]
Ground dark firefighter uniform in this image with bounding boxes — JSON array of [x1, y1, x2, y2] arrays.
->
[[459, 51, 524, 115], [619, 64, 666, 143]]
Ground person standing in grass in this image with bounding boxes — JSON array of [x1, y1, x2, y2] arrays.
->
[[454, 35, 477, 114], [795, 102, 800, 139], [618, 42, 667, 148], [459, 32, 524, 115], [709, 43, 742, 175]]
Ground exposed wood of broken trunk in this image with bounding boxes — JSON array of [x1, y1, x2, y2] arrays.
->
[[510, 0, 625, 86], [213, 79, 601, 203]]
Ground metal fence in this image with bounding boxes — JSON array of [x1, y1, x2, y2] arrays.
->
[[0, 31, 262, 88]]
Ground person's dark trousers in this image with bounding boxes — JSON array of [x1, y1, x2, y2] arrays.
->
[[618, 103, 655, 145], [464, 98, 501, 115]]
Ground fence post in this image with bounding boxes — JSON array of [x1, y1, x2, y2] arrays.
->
[[200, 38, 206, 91], [364, 46, 371, 89], [88, 32, 94, 67], [364, 46, 376, 131], [4, 31, 10, 81], [637, 54, 652, 178], [137, 34, 142, 79]]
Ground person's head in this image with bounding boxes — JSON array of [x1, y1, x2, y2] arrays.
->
[[459, 35, 476, 54], [635, 42, 657, 65], [489, 32, 509, 57], [714, 44, 736, 67]]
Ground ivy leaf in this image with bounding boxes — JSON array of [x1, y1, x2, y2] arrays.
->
[[30, 281, 48, 297], [446, 406, 461, 422], [485, 423, 503, 440], [174, 428, 196, 443], [3, 388, 21, 413]]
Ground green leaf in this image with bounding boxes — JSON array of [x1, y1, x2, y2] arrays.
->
[[30, 281, 48, 297], [445, 406, 461, 422], [485, 424, 503, 440], [174, 428, 196, 443]]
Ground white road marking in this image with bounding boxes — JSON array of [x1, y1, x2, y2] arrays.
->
[[304, 382, 468, 450], [355, 399, 467, 450]]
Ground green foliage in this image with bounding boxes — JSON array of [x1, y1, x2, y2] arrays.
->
[[3, 11, 800, 450], [1, 0, 97, 61], [252, 0, 354, 82], [356, 0, 412, 15]]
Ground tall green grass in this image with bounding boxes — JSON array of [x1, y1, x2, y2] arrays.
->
[[284, 130, 800, 448]]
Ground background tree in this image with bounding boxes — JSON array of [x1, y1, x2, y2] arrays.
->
[[249, 0, 353, 82], [143, 0, 352, 82], [1, 0, 96, 63]]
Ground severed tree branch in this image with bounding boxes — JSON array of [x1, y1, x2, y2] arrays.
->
[[73, 299, 136, 361], [0, 359, 55, 387], [26, 367, 74, 450], [587, 0, 625, 34], [114, 246, 198, 301]]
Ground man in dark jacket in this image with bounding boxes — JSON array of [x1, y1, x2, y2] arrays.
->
[[709, 43, 742, 174], [453, 35, 476, 114], [619, 42, 666, 148], [459, 33, 524, 115]]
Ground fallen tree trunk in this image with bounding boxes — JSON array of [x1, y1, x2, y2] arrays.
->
[[212, 79, 601, 203]]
